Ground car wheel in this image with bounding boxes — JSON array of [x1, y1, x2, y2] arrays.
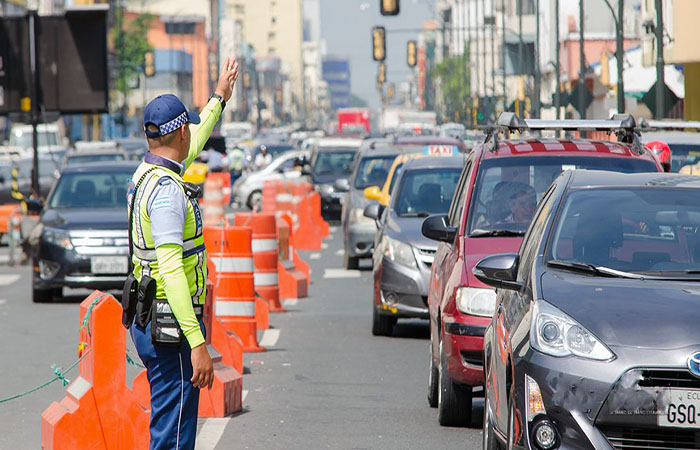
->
[[427, 339, 439, 408], [371, 304, 395, 336], [344, 251, 359, 270], [437, 339, 472, 427], [247, 190, 263, 211], [33, 287, 59, 303], [483, 379, 500, 450]]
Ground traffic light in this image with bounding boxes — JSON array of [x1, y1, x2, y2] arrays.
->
[[407, 40, 417, 67], [372, 26, 386, 61], [380, 0, 399, 16], [144, 51, 155, 77], [377, 63, 386, 84]]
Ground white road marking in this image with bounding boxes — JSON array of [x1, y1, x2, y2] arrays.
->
[[330, 226, 338, 233], [335, 249, 344, 256], [195, 418, 230, 450], [282, 298, 298, 307], [310, 253, 321, 260], [242, 390, 249, 403], [323, 269, 361, 279], [321, 243, 328, 250], [0, 299, 6, 305], [259, 329, 280, 347], [0, 275, 20, 285]]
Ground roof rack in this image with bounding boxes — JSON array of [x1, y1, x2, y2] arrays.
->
[[487, 112, 643, 153], [639, 119, 700, 131], [495, 112, 637, 132]]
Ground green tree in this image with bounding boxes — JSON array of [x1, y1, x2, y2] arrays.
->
[[432, 51, 471, 123], [111, 11, 154, 104]]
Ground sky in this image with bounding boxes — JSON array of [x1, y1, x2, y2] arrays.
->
[[318, 0, 437, 109]]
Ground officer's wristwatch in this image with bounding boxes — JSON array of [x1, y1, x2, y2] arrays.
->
[[210, 93, 226, 110]]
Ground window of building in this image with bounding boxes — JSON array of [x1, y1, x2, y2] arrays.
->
[[165, 22, 196, 35]]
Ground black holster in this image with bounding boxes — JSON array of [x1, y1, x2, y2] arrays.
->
[[135, 275, 156, 328], [121, 274, 139, 328]]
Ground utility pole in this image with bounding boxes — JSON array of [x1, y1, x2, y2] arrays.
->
[[555, 0, 561, 119], [578, 0, 586, 119], [28, 10, 40, 197], [533, 0, 541, 118], [654, 0, 665, 119], [472, 0, 479, 110], [502, 0, 507, 110], [466, 0, 471, 126], [253, 58, 263, 131], [617, 0, 625, 113], [491, 0, 496, 118], [518, 0, 523, 117]]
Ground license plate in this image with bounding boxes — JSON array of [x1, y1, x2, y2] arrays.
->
[[91, 256, 128, 274], [658, 389, 700, 428]]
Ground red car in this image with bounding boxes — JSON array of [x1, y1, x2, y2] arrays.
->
[[421, 114, 664, 427]]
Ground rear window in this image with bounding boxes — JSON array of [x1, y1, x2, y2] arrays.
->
[[354, 155, 395, 189], [65, 153, 125, 166], [468, 155, 659, 236], [394, 168, 461, 217]]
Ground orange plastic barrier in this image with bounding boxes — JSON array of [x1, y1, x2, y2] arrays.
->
[[261, 180, 280, 214], [276, 215, 308, 300], [132, 273, 243, 418], [310, 191, 330, 238], [207, 171, 231, 204], [203, 177, 226, 226], [41, 291, 150, 450], [234, 212, 286, 313], [204, 225, 265, 352], [0, 204, 20, 235]]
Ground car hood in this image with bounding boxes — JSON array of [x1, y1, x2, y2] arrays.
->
[[464, 236, 523, 287], [386, 214, 437, 250], [41, 208, 127, 230], [312, 174, 340, 185], [541, 271, 700, 350]]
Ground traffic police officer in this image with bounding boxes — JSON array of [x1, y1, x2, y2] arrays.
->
[[128, 57, 238, 449]]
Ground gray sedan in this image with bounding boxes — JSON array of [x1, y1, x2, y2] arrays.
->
[[367, 155, 465, 336]]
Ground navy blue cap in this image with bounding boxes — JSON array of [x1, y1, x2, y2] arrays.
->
[[143, 94, 201, 139]]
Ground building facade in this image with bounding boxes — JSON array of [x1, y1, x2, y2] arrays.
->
[[322, 57, 351, 111]]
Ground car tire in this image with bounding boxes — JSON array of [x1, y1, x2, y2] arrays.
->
[[33, 287, 59, 303], [483, 380, 500, 450], [247, 190, 263, 211], [427, 340, 439, 408], [344, 251, 359, 270], [437, 339, 472, 427], [371, 305, 395, 336]]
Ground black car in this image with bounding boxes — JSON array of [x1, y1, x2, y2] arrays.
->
[[31, 161, 138, 302], [479, 170, 700, 450], [307, 138, 362, 220]]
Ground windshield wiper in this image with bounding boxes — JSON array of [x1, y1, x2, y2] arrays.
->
[[547, 260, 645, 279], [400, 211, 431, 218], [470, 229, 525, 237]]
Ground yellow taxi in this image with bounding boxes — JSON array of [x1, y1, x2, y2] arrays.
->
[[183, 160, 209, 186], [363, 142, 462, 205]]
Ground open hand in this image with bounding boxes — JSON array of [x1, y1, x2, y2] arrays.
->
[[215, 57, 239, 102]]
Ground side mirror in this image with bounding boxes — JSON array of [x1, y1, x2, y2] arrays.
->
[[473, 253, 522, 291], [421, 214, 456, 243], [26, 197, 44, 213], [334, 178, 350, 192], [363, 203, 385, 221], [363, 185, 382, 201]]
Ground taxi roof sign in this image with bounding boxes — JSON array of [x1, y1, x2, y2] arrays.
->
[[423, 145, 458, 157]]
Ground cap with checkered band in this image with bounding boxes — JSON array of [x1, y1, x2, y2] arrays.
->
[[143, 94, 201, 139]]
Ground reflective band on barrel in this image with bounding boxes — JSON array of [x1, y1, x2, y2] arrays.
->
[[216, 300, 255, 317], [276, 194, 293, 203], [211, 256, 254, 273], [222, 187, 231, 195], [254, 272, 278, 286], [252, 239, 277, 252]]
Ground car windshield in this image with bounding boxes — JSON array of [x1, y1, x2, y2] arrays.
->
[[668, 143, 700, 173], [547, 187, 700, 277], [10, 130, 58, 148], [312, 150, 356, 177], [65, 153, 125, 166], [394, 168, 461, 217], [354, 155, 395, 189], [468, 156, 659, 236], [18, 158, 61, 178], [49, 171, 132, 209]]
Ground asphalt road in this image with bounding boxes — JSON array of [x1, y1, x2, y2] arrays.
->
[[0, 228, 484, 449]]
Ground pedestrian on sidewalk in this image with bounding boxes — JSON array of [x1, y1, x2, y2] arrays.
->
[[127, 57, 239, 450]]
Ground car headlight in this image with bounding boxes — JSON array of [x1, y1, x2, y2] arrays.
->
[[456, 287, 496, 317], [531, 300, 614, 361], [382, 235, 417, 269], [42, 227, 73, 250], [349, 207, 374, 224]]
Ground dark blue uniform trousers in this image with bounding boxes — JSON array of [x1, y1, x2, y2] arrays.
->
[[131, 320, 205, 450]]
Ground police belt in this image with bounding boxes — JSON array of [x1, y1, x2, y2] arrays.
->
[[154, 300, 204, 318]]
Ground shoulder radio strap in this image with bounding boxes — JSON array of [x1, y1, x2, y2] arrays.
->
[[128, 167, 159, 272]]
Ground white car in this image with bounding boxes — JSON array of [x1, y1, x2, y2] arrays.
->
[[233, 150, 308, 210]]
